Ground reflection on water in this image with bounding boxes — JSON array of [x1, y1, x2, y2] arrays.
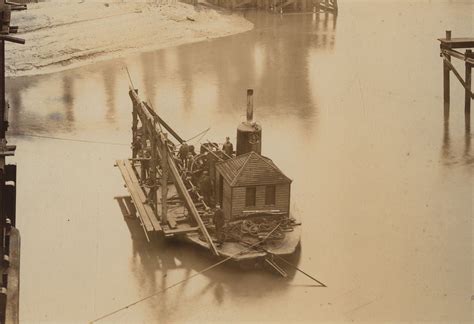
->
[[61, 75, 75, 128], [6, 10, 337, 139], [5, 2, 473, 322], [120, 204, 301, 323], [441, 101, 473, 166]]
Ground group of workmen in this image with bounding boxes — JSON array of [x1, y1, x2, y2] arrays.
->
[[133, 128, 231, 243], [178, 137, 234, 243]]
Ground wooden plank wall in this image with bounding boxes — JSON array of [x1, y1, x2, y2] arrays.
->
[[231, 184, 290, 218]]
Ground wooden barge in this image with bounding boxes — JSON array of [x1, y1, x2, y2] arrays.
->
[[116, 88, 301, 275]]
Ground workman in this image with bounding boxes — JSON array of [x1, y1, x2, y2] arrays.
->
[[213, 205, 225, 243], [189, 144, 196, 156], [133, 135, 142, 155], [179, 141, 189, 166], [222, 137, 233, 157], [140, 150, 151, 183], [198, 170, 212, 206], [186, 152, 194, 170]]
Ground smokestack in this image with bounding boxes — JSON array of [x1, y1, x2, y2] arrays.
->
[[237, 89, 262, 156], [246, 89, 253, 123]]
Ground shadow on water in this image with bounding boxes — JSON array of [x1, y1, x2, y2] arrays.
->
[[113, 197, 307, 319], [103, 63, 119, 124], [441, 105, 473, 166]]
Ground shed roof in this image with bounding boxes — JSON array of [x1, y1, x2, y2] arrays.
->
[[216, 152, 292, 187]]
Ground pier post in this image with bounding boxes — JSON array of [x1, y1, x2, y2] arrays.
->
[[465, 50, 472, 115], [466, 49, 472, 133], [443, 30, 452, 119]]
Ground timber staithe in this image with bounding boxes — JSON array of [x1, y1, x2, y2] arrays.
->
[[438, 31, 473, 131]]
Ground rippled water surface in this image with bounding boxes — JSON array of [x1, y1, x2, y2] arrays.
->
[[6, 1, 473, 322]]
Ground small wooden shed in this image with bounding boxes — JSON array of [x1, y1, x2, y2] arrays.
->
[[215, 152, 292, 220]]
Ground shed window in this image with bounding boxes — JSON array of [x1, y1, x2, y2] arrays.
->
[[265, 185, 276, 205], [245, 187, 256, 207]]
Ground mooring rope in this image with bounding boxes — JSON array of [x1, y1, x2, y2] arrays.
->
[[185, 127, 210, 143], [90, 223, 283, 323], [236, 239, 327, 288], [14, 133, 129, 146], [272, 255, 326, 287]]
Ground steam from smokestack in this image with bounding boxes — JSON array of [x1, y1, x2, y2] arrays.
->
[[246, 89, 253, 123]]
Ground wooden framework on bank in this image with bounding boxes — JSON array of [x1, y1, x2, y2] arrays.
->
[[206, 0, 338, 13], [0, 2, 26, 323], [439, 31, 473, 128]]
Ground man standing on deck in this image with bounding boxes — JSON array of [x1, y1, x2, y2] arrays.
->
[[222, 137, 233, 157], [179, 141, 189, 167]]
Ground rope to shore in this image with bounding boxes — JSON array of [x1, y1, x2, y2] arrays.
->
[[90, 222, 326, 322], [90, 223, 283, 323], [14, 133, 129, 146]]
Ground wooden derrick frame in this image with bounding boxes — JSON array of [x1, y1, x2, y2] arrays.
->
[[128, 88, 219, 256]]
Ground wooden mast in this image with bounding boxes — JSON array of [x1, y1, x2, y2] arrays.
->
[[128, 88, 219, 256], [160, 133, 168, 224]]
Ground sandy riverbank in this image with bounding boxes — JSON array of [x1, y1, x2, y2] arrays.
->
[[6, 0, 253, 76]]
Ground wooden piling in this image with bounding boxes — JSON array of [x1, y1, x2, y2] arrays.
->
[[443, 30, 451, 116], [466, 49, 472, 134], [438, 32, 474, 132], [465, 49, 472, 116]]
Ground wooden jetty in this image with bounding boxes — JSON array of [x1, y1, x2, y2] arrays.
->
[[0, 1, 27, 323], [206, 0, 338, 13], [116, 87, 301, 275], [438, 31, 473, 130]]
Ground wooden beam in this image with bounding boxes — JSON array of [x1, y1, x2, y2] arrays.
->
[[465, 49, 472, 117], [144, 102, 184, 144], [117, 160, 162, 233], [163, 226, 199, 236], [438, 37, 474, 49], [441, 53, 474, 99], [166, 152, 219, 255], [442, 48, 474, 65], [161, 133, 168, 225]]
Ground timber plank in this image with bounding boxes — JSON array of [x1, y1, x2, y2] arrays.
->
[[117, 160, 154, 232], [123, 160, 163, 232], [117, 160, 161, 233], [163, 226, 199, 236], [438, 37, 474, 49]]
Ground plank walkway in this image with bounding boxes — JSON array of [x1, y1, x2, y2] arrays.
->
[[116, 160, 161, 236], [116, 159, 201, 239]]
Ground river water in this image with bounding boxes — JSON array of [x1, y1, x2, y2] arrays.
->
[[6, 1, 473, 322]]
